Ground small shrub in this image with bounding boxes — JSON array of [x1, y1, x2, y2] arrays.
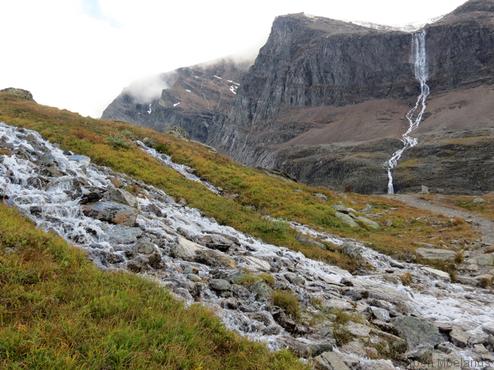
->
[[272, 290, 300, 319], [454, 250, 464, 264], [106, 135, 130, 149], [478, 276, 493, 289], [400, 272, 413, 286]]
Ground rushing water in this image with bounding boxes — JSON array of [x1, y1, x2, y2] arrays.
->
[[1, 122, 493, 368], [386, 30, 431, 194]]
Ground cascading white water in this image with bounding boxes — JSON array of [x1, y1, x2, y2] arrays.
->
[[386, 30, 430, 194], [1, 122, 493, 368]]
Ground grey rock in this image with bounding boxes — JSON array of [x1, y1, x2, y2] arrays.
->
[[314, 351, 351, 370], [170, 236, 202, 259], [475, 254, 494, 266], [393, 316, 443, 350], [368, 306, 390, 322], [209, 279, 231, 292], [449, 327, 469, 348], [284, 272, 305, 286], [355, 216, 380, 230], [81, 201, 137, 226], [251, 281, 272, 301], [107, 225, 143, 244], [335, 211, 360, 228], [194, 249, 236, 268], [416, 247, 457, 261], [135, 239, 156, 254], [195, 233, 239, 252], [105, 188, 137, 207]]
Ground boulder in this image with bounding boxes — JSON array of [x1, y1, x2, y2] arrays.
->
[[284, 272, 305, 286], [209, 279, 232, 292], [194, 249, 236, 269], [243, 256, 271, 271], [475, 254, 494, 267], [135, 239, 156, 254], [105, 188, 137, 207], [335, 211, 360, 228], [355, 216, 380, 230], [393, 316, 443, 350], [422, 267, 451, 281], [251, 281, 273, 301], [416, 248, 457, 262], [368, 306, 390, 322], [171, 236, 202, 259], [314, 351, 351, 370], [107, 225, 142, 244], [82, 201, 137, 226], [449, 327, 468, 348], [195, 233, 238, 252]]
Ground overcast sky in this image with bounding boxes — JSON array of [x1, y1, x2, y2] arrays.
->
[[0, 0, 467, 117]]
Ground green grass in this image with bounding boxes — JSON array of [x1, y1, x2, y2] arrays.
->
[[272, 290, 300, 320], [0, 92, 479, 272], [0, 204, 304, 369]]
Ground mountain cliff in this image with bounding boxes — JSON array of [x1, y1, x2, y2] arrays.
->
[[104, 0, 494, 194]]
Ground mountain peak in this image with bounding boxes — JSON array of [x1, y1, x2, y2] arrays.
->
[[0, 88, 34, 101], [453, 0, 494, 14]]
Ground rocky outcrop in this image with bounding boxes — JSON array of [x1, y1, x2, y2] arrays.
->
[[103, 0, 494, 194], [0, 88, 35, 101], [102, 59, 251, 142]]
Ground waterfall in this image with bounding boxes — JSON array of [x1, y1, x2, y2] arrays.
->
[[386, 30, 430, 194]]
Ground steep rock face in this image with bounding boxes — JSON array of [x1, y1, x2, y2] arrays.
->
[[104, 0, 494, 194], [102, 59, 250, 142]]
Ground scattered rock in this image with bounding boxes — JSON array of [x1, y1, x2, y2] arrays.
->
[[472, 197, 486, 204], [209, 279, 231, 292], [421, 185, 429, 194], [416, 248, 456, 261], [393, 316, 443, 350], [314, 351, 351, 370], [355, 216, 380, 230], [171, 236, 202, 259], [243, 256, 271, 271], [449, 327, 468, 348], [335, 211, 360, 228], [345, 322, 371, 337], [422, 267, 451, 281], [135, 239, 156, 254], [106, 188, 137, 207], [195, 233, 238, 252], [368, 306, 390, 322], [284, 272, 305, 286], [81, 201, 137, 226], [251, 281, 272, 300], [147, 253, 163, 269], [195, 249, 236, 269], [107, 225, 142, 244], [475, 254, 494, 267], [314, 193, 328, 202]]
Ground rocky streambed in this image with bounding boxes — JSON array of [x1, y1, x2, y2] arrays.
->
[[0, 122, 493, 370]]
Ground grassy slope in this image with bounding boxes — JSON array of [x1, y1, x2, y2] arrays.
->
[[0, 92, 477, 273], [0, 204, 304, 369]]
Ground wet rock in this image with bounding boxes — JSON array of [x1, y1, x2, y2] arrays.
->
[[335, 211, 360, 228], [29, 205, 42, 216], [221, 298, 239, 309], [243, 255, 271, 271], [135, 239, 156, 254], [80, 190, 104, 204], [393, 316, 443, 350], [355, 216, 380, 230], [81, 201, 137, 226], [416, 247, 456, 261], [147, 253, 163, 269], [475, 254, 494, 266], [368, 306, 390, 322], [171, 236, 202, 259], [67, 154, 90, 166], [105, 188, 137, 207], [405, 344, 433, 363], [250, 281, 272, 300], [482, 323, 494, 336], [231, 284, 250, 299], [314, 351, 351, 370], [296, 233, 326, 249], [341, 242, 363, 259], [127, 257, 148, 273], [421, 185, 430, 194], [422, 267, 451, 281], [209, 279, 231, 292], [187, 274, 202, 283], [283, 337, 334, 358], [284, 272, 305, 286], [107, 225, 142, 244], [345, 322, 371, 337], [449, 327, 468, 348], [195, 233, 238, 252], [195, 249, 236, 269]]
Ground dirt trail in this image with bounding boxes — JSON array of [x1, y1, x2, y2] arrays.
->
[[385, 194, 494, 246]]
